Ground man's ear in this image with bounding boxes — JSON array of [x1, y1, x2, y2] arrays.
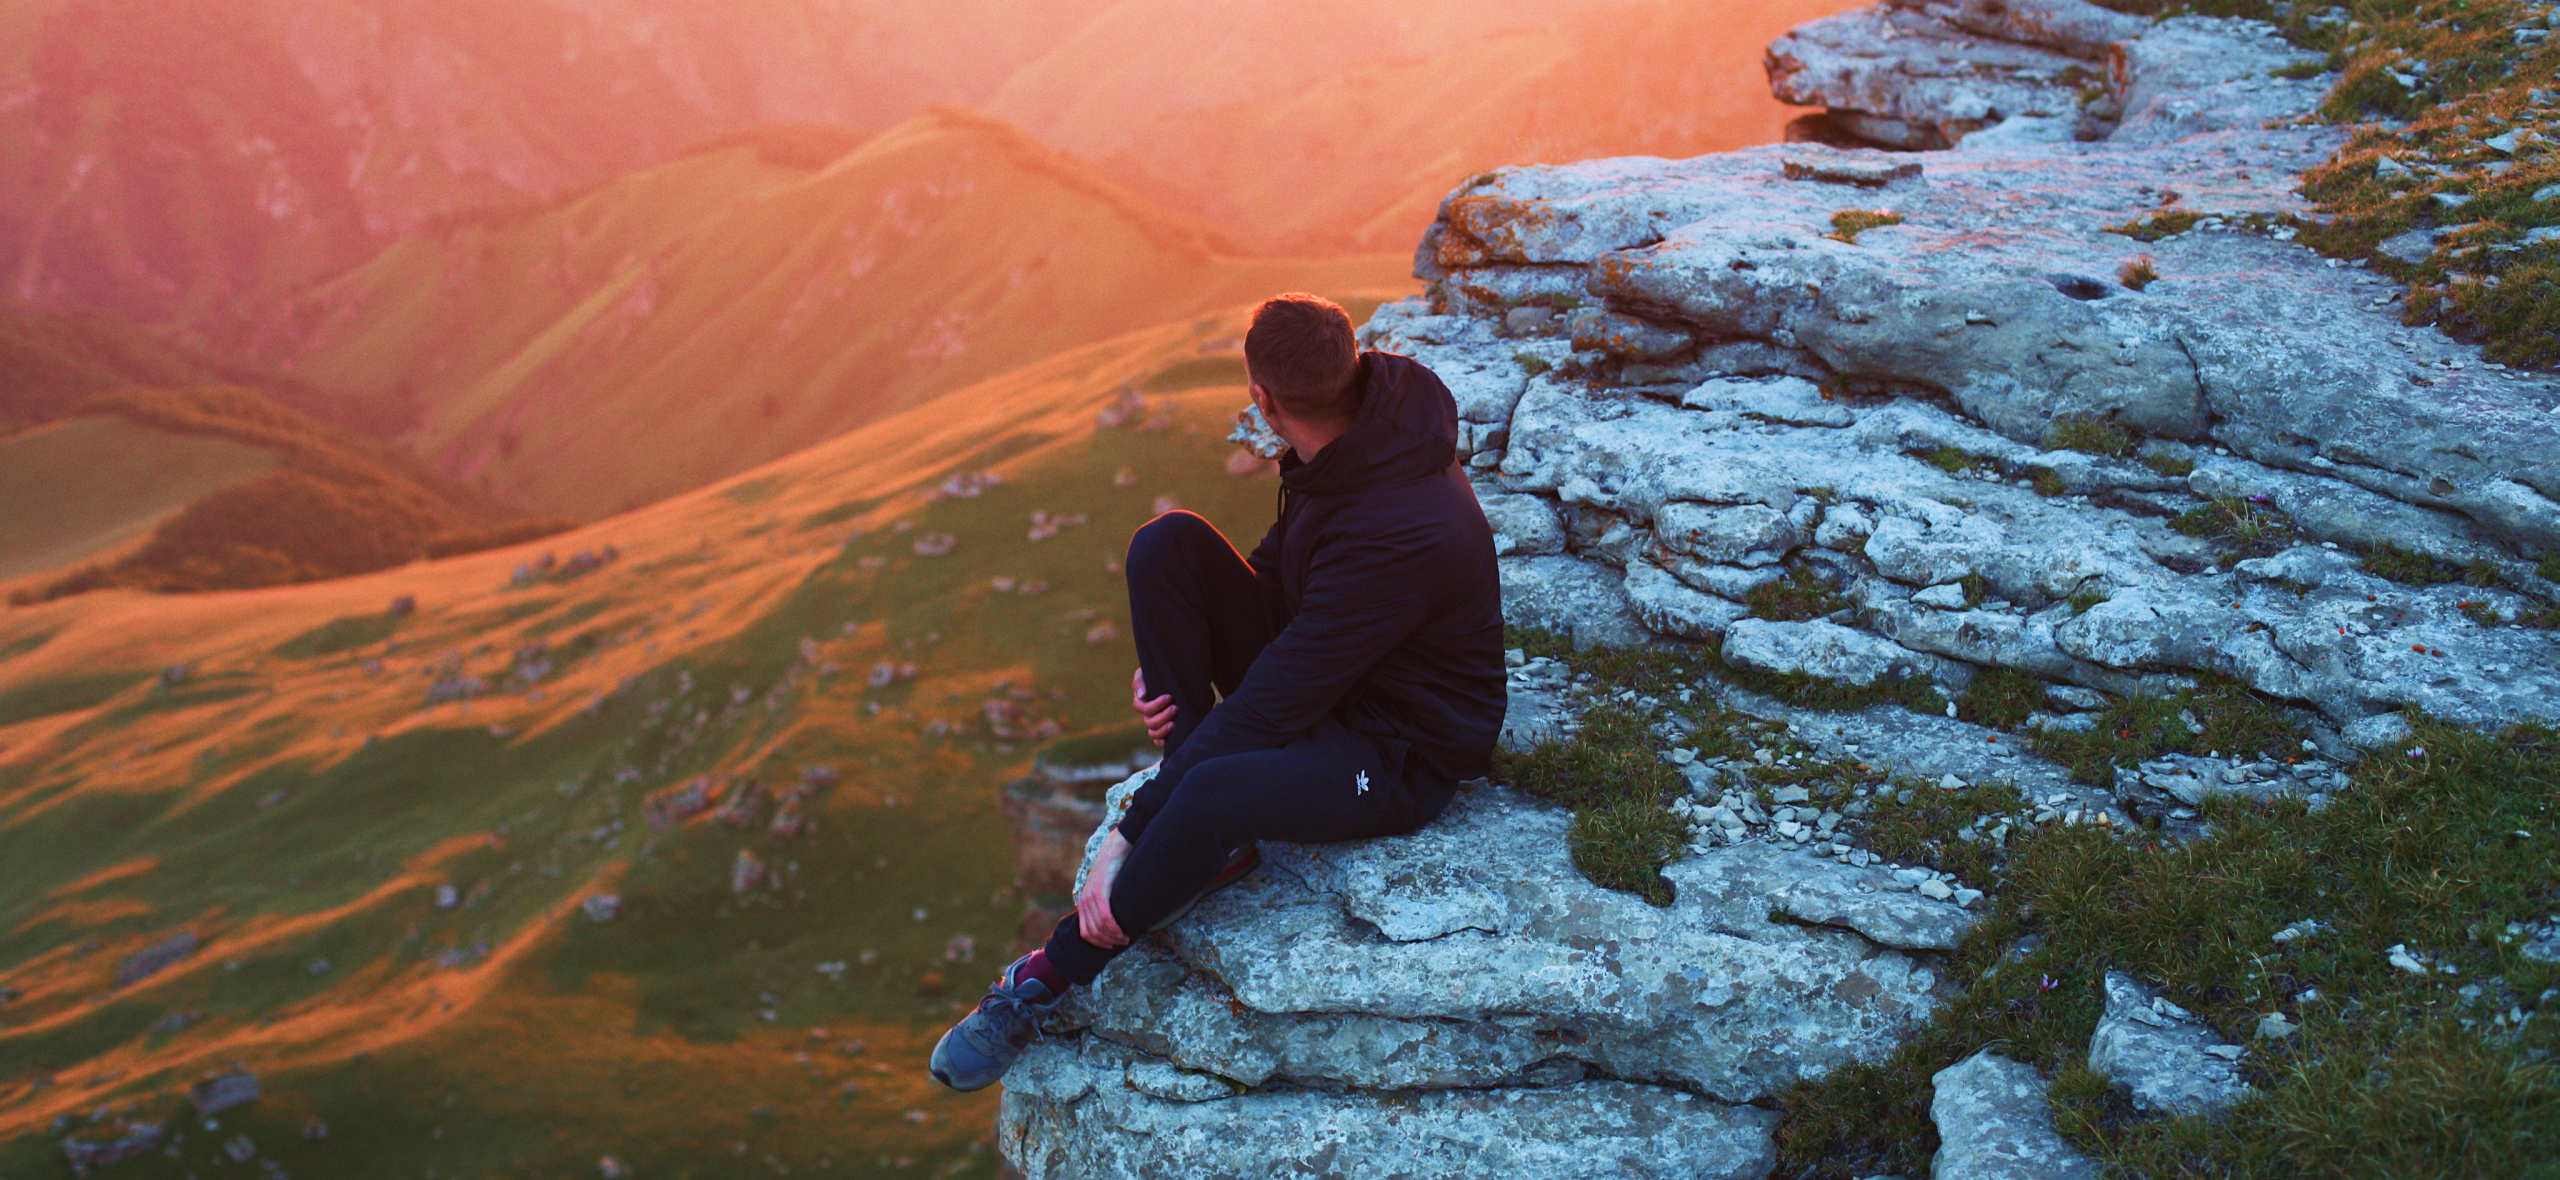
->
[[1247, 381, 1277, 420]]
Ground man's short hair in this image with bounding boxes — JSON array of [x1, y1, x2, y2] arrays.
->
[[1245, 294, 1359, 423]]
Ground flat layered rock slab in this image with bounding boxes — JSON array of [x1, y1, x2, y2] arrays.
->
[[1048, 780, 1967, 1104], [1002, 1036, 1780, 1180]]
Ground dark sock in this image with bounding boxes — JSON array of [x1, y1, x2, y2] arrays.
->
[[1016, 949, 1074, 998]]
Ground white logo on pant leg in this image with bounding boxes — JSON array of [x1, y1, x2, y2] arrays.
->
[[1355, 771, 1370, 795]]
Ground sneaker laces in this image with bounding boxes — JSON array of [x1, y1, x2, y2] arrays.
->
[[960, 974, 1055, 1054]]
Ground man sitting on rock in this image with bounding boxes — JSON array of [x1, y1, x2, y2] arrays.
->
[[931, 293, 1508, 1091]]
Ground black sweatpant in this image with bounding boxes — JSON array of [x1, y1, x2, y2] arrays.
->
[[1042, 512, 1454, 984]]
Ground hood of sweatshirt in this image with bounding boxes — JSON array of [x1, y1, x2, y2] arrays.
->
[[1278, 352, 1459, 496]]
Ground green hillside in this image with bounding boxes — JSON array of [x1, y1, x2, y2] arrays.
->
[[0, 311, 1280, 1179]]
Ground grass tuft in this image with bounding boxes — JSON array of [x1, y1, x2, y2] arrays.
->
[[1957, 666, 2049, 730], [2044, 416, 2140, 458], [2140, 452, 2196, 479], [1829, 209, 1906, 243], [2118, 255, 2160, 290], [1746, 566, 1851, 623], [1926, 446, 1984, 474], [2068, 585, 2112, 615], [2171, 496, 2296, 561], [2539, 552, 2560, 584], [2029, 673, 2306, 787], [2031, 469, 2069, 497], [2362, 542, 2465, 585]]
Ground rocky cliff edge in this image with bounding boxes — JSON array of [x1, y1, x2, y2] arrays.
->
[[996, 3, 2560, 1176]]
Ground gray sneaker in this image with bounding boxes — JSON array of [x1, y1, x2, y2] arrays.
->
[[928, 955, 1066, 1091]]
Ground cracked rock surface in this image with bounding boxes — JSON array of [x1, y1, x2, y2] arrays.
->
[[1382, 4, 2559, 737], [999, 772, 1972, 1177]]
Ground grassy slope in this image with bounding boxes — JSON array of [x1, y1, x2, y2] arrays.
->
[[0, 418, 281, 583], [0, 309, 1282, 1180], [266, 112, 1411, 520]]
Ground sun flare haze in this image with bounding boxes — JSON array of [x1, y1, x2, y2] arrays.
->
[[5, 0, 2558, 1178]]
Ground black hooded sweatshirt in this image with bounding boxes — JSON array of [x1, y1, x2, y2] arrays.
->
[[1117, 350, 1507, 841]]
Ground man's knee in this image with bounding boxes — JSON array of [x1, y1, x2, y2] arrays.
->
[[1150, 756, 1260, 834], [1127, 510, 1221, 577]]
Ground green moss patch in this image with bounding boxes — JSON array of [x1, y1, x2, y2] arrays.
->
[[1829, 209, 1907, 243]]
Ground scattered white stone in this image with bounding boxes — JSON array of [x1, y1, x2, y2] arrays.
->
[[2270, 918, 2330, 943], [2255, 1012, 2298, 1040], [1919, 879, 1956, 901]]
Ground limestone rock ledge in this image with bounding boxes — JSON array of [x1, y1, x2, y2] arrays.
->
[[1386, 2, 2560, 735], [998, 775, 1978, 1178]]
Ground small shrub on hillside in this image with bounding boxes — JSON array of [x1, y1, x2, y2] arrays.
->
[[2044, 417, 2139, 458], [2118, 255, 2160, 290], [1829, 209, 1906, 243]]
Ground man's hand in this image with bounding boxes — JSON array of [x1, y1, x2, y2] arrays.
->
[[1075, 830, 1132, 949], [1131, 668, 1177, 748]]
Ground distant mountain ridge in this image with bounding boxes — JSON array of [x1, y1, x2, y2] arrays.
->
[[255, 108, 1410, 519], [0, 0, 1855, 338]]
